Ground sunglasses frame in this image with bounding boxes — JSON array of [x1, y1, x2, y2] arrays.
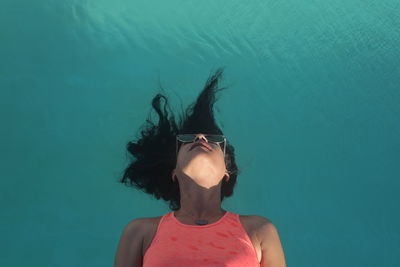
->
[[176, 134, 226, 157]]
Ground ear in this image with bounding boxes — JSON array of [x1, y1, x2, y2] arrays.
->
[[171, 169, 176, 182], [224, 173, 230, 182]]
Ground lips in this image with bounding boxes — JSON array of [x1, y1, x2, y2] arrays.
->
[[190, 141, 212, 151]]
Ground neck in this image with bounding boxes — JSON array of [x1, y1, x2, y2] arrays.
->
[[173, 171, 227, 221], [175, 208, 226, 219], [176, 185, 224, 219]]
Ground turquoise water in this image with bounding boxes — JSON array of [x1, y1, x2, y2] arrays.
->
[[1, 0, 399, 266]]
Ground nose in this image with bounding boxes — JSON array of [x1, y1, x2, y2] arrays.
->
[[194, 134, 208, 142]]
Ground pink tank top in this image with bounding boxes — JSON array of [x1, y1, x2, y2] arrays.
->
[[143, 210, 260, 267]]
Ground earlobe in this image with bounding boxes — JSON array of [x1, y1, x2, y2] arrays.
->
[[225, 174, 230, 182]]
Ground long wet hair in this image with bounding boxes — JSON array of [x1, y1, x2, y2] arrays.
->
[[119, 68, 239, 211]]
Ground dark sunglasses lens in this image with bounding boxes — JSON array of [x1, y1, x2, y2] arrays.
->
[[178, 135, 196, 142], [178, 135, 224, 143], [206, 135, 224, 143]]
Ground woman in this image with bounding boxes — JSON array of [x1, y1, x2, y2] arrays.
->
[[114, 68, 286, 267]]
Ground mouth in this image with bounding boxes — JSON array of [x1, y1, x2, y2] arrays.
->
[[190, 142, 212, 151]]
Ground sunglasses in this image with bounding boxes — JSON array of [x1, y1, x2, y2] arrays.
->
[[176, 134, 226, 157]]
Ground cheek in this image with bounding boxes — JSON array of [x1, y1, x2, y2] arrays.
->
[[176, 146, 192, 165], [176, 150, 186, 164]]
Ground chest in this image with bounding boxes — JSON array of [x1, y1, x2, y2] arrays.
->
[[141, 215, 262, 263]]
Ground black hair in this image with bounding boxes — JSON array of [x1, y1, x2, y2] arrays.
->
[[119, 67, 239, 211]]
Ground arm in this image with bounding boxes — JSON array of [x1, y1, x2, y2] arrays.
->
[[114, 219, 144, 267], [258, 219, 286, 267]]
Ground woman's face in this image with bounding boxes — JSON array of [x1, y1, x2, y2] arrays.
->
[[174, 134, 228, 185]]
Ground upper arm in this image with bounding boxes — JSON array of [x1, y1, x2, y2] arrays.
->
[[258, 218, 286, 267], [114, 218, 145, 267]]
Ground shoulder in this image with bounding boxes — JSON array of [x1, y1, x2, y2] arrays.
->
[[119, 216, 162, 249], [121, 216, 156, 235], [242, 215, 277, 243], [240, 214, 273, 230], [249, 215, 286, 266], [120, 218, 145, 239], [124, 215, 163, 231], [247, 214, 273, 225], [253, 215, 278, 239], [124, 215, 164, 238], [115, 218, 154, 266]]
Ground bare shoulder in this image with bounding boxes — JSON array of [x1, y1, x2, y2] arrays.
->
[[123, 216, 152, 233], [248, 215, 286, 267], [116, 217, 148, 250], [240, 214, 273, 235], [125, 216, 162, 233], [119, 218, 145, 238], [247, 214, 273, 227], [114, 217, 151, 267], [131, 216, 160, 223], [139, 215, 163, 228], [249, 215, 280, 243], [114, 217, 161, 267]]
